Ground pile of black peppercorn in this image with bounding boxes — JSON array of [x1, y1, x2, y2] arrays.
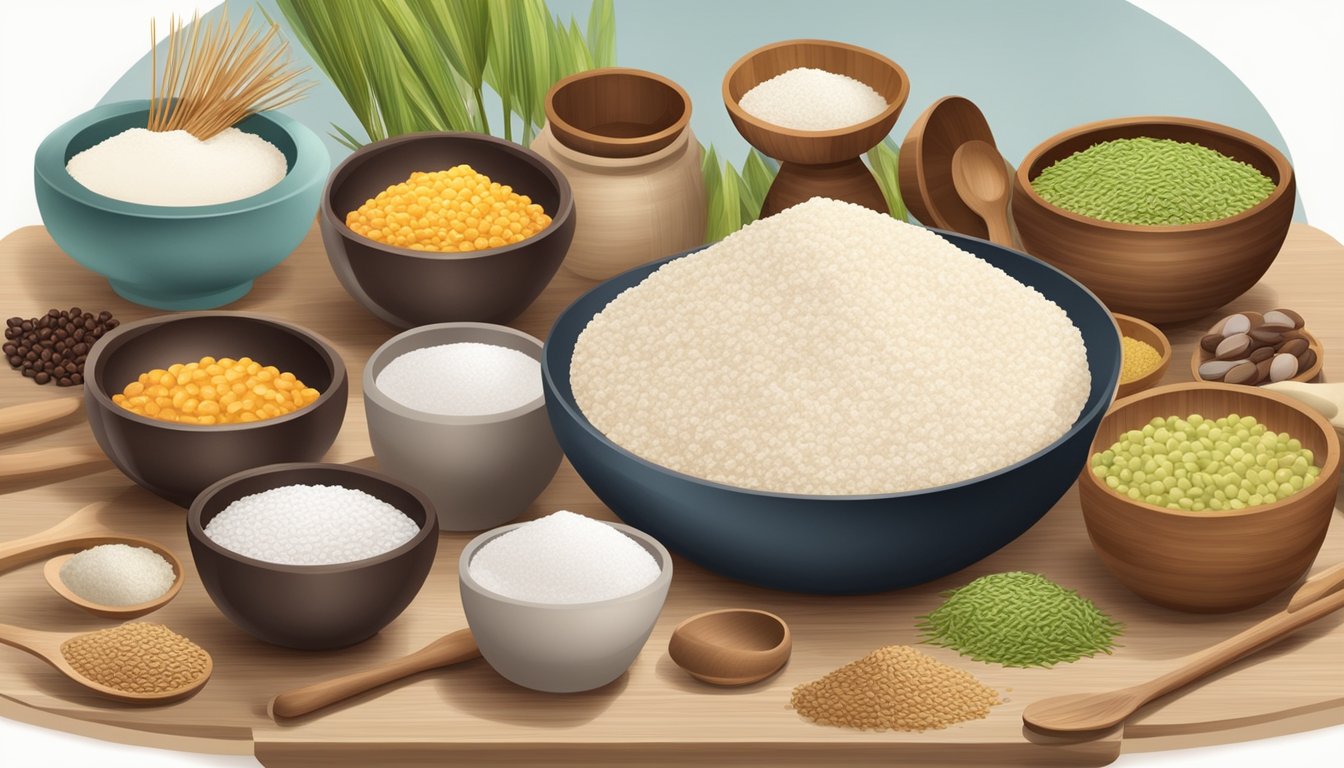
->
[[4, 307, 118, 386]]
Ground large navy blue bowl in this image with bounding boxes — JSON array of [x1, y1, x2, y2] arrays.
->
[[542, 230, 1121, 594]]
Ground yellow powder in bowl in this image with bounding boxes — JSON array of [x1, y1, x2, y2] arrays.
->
[[60, 622, 210, 695], [790, 645, 999, 731], [1120, 336, 1163, 384]]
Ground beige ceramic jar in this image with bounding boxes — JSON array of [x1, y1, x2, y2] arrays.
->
[[530, 68, 707, 280]]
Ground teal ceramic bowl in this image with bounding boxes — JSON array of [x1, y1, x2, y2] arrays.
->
[[34, 100, 328, 310]]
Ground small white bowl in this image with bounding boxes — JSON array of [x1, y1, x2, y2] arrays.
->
[[459, 519, 672, 692]]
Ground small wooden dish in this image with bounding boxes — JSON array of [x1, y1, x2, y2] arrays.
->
[[1079, 382, 1340, 612], [545, 68, 691, 159], [899, 96, 1006, 239], [1012, 116, 1295, 324], [722, 39, 908, 216], [1190, 311, 1323, 385], [668, 608, 791, 687], [1114, 313, 1171, 399]]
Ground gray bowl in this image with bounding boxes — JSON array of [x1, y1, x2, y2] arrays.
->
[[459, 519, 672, 692], [364, 323, 563, 531]]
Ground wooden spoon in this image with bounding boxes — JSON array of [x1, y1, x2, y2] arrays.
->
[[668, 608, 791, 686], [951, 139, 1016, 247], [43, 545, 184, 619], [0, 397, 111, 480], [0, 501, 184, 617], [1263, 381, 1344, 439], [271, 628, 481, 719], [1024, 562, 1344, 734], [0, 621, 212, 704]]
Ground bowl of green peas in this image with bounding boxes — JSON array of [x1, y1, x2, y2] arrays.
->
[[1080, 381, 1339, 613]]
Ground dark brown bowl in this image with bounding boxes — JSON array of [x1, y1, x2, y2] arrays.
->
[[1013, 116, 1295, 324], [321, 132, 576, 329], [723, 39, 909, 165], [545, 68, 691, 158], [187, 463, 439, 650], [84, 312, 348, 507]]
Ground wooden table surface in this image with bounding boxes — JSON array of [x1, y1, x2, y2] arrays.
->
[[0, 223, 1341, 767]]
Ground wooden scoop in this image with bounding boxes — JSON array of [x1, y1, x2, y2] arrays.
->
[[271, 629, 481, 719], [0, 621, 212, 704], [0, 501, 184, 617], [668, 608, 792, 686], [1024, 562, 1344, 734], [1262, 381, 1344, 439], [951, 139, 1016, 247], [0, 398, 110, 480]]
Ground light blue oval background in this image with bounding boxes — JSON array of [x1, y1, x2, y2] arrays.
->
[[99, 0, 1305, 221]]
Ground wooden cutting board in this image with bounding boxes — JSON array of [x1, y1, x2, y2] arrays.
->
[[0, 223, 1340, 767]]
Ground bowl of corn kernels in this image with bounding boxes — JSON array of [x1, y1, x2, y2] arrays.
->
[[320, 132, 577, 329], [82, 311, 348, 507]]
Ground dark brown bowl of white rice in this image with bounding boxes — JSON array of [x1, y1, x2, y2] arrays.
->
[[543, 198, 1123, 594], [187, 462, 438, 650]]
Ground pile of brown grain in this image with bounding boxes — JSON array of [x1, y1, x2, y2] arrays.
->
[[790, 645, 999, 731], [60, 622, 210, 695]]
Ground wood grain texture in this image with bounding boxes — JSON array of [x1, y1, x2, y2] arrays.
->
[[1012, 116, 1297, 324], [545, 69, 692, 159], [1079, 382, 1341, 612], [759, 157, 887, 218], [951, 140, 1015, 246], [530, 124, 706, 280], [1114, 314, 1172, 400], [0, 223, 1340, 766], [898, 95, 1001, 238]]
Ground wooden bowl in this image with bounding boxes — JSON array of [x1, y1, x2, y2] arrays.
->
[[1190, 311, 1324, 385], [1013, 116, 1295, 324], [545, 68, 691, 159], [898, 96, 1003, 238], [1114, 313, 1171, 399], [722, 39, 909, 165], [1079, 382, 1339, 612]]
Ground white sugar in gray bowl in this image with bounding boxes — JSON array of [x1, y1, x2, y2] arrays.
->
[[468, 511, 661, 603], [204, 484, 420, 566], [375, 342, 542, 417], [571, 197, 1091, 496], [59, 543, 176, 607], [738, 67, 887, 131]]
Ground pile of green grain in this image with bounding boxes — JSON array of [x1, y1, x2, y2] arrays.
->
[[917, 571, 1123, 668], [1030, 136, 1276, 226]]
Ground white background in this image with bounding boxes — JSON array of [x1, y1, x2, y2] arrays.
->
[[0, 1, 1340, 765]]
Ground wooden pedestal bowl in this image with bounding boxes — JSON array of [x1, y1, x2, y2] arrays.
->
[[1013, 116, 1295, 324], [1079, 382, 1339, 612], [722, 39, 908, 217]]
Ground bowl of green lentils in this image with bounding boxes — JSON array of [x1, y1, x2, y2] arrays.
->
[[1012, 116, 1295, 324]]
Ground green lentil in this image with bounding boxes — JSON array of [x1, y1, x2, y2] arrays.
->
[[1091, 413, 1319, 511], [1031, 137, 1276, 226], [916, 572, 1123, 668]]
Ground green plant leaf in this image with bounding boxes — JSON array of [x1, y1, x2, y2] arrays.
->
[[374, 0, 475, 132], [867, 136, 908, 221], [586, 0, 615, 68]]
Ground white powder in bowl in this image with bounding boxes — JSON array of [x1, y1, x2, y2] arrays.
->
[[59, 543, 176, 607], [375, 342, 542, 416], [571, 197, 1091, 496], [66, 127, 287, 206], [738, 67, 887, 131], [205, 484, 420, 565], [468, 511, 661, 603]]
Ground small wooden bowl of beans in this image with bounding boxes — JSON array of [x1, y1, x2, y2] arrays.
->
[[1190, 309, 1322, 387]]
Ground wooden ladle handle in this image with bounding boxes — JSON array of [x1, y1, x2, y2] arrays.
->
[[271, 629, 480, 719], [0, 443, 109, 481], [0, 501, 114, 573], [0, 397, 83, 437]]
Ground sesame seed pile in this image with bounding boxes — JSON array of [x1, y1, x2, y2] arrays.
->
[[571, 197, 1091, 495], [790, 645, 1000, 731], [60, 622, 210, 695]]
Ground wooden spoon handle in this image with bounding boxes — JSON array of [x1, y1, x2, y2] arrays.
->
[[272, 629, 480, 719], [1138, 586, 1344, 705], [0, 622, 57, 658], [0, 443, 109, 480], [0, 397, 83, 437], [0, 501, 114, 572], [983, 212, 1016, 249]]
